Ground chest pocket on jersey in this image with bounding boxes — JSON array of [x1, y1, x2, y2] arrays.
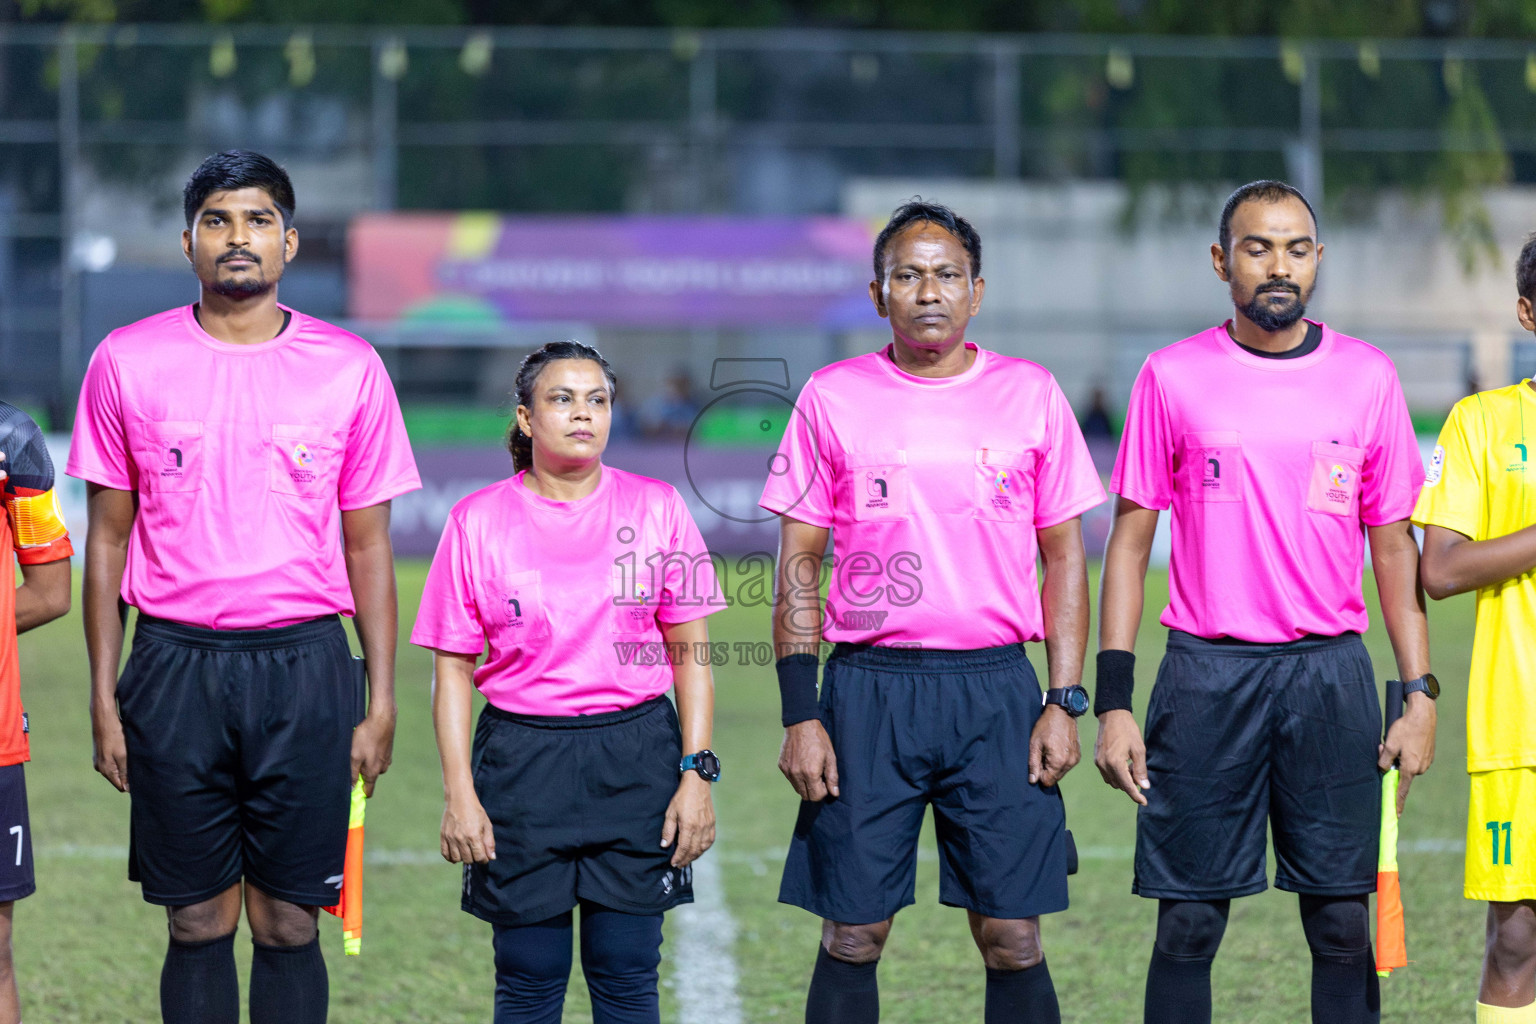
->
[[269, 424, 344, 499], [130, 421, 204, 494], [482, 570, 551, 644], [1306, 441, 1365, 518], [611, 564, 658, 635], [845, 451, 908, 522], [973, 448, 1036, 523], [1180, 431, 1244, 504]]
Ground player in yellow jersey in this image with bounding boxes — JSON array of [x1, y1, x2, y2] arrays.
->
[[1417, 234, 1536, 1024]]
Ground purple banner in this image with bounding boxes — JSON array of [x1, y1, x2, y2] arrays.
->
[[351, 214, 883, 329]]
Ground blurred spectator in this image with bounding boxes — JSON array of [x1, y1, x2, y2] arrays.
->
[[1080, 386, 1115, 439], [640, 368, 701, 440]]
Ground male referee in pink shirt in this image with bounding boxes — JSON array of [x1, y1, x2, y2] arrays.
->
[[762, 201, 1105, 1023], [68, 151, 420, 1024], [1094, 180, 1434, 1024]]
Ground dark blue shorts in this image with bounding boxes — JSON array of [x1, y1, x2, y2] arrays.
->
[[464, 696, 693, 927], [119, 614, 365, 907], [779, 643, 1069, 925], [1134, 630, 1381, 901]]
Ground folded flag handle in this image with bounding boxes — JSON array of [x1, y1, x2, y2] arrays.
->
[[323, 779, 367, 955], [1376, 679, 1407, 977]]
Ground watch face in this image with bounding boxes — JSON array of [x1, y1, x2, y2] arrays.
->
[[1422, 673, 1440, 699], [1067, 687, 1091, 716], [696, 751, 722, 781]]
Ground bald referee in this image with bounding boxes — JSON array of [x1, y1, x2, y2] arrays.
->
[[68, 151, 420, 1024], [761, 200, 1105, 1023], [1095, 180, 1433, 1024]]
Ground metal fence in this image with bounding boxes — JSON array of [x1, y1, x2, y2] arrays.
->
[[1, 24, 1531, 419]]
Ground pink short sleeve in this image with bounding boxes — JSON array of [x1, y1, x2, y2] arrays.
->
[[1110, 359, 1174, 510], [1359, 367, 1425, 526], [338, 351, 421, 511], [410, 516, 487, 656], [67, 339, 134, 490], [656, 488, 726, 624], [759, 379, 834, 528], [1034, 380, 1108, 528]]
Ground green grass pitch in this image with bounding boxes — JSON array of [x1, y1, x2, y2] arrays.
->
[[12, 562, 1483, 1022]]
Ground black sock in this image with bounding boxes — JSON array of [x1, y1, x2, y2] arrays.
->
[[1144, 947, 1215, 1024], [984, 961, 1060, 1024], [249, 937, 328, 1024], [1310, 950, 1380, 1024], [1144, 899, 1228, 1024], [160, 931, 238, 1024], [1300, 894, 1379, 1024], [806, 945, 879, 1024]]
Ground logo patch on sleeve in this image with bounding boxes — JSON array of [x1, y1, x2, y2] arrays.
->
[[1426, 445, 1445, 486]]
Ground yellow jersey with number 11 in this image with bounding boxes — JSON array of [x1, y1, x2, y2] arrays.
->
[[1413, 382, 1536, 771]]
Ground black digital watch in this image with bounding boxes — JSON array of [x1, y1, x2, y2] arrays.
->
[[1400, 673, 1440, 701], [1043, 685, 1091, 718], [679, 750, 722, 782]]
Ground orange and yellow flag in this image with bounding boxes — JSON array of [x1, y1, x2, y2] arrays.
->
[[323, 780, 367, 955], [1376, 681, 1407, 977]]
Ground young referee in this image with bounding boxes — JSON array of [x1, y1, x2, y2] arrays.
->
[[1415, 234, 1536, 1024], [762, 201, 1105, 1023], [1095, 180, 1433, 1024], [414, 342, 721, 1024], [0, 404, 73, 1024], [68, 151, 420, 1024]]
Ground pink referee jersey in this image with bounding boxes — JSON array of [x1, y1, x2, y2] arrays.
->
[[759, 344, 1106, 648], [1111, 321, 1423, 643], [410, 466, 724, 716], [67, 304, 421, 630]]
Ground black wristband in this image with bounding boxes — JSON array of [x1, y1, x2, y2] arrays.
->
[[1094, 650, 1135, 716], [777, 654, 821, 727]]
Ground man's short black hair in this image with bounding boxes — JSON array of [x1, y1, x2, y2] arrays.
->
[[183, 150, 296, 229], [1517, 233, 1536, 303], [1218, 180, 1318, 253], [873, 200, 981, 281]]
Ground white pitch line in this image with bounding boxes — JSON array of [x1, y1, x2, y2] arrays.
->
[[669, 852, 744, 1024], [39, 836, 1470, 868]]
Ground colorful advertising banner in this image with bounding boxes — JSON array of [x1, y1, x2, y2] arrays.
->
[[349, 214, 882, 330]]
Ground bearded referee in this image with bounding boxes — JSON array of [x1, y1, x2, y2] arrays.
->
[[761, 200, 1105, 1024], [1095, 180, 1433, 1024], [68, 151, 420, 1024]]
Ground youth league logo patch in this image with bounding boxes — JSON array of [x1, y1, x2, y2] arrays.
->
[[287, 442, 319, 485], [1305, 443, 1362, 517], [1426, 444, 1445, 486]]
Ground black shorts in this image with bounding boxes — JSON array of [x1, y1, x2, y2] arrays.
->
[[118, 614, 365, 907], [0, 765, 35, 903], [779, 644, 1069, 925], [1134, 630, 1381, 901], [464, 695, 692, 927]]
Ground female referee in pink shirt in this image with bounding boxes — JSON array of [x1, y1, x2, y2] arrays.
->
[[412, 341, 723, 1024]]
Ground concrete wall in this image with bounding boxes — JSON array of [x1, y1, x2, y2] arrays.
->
[[842, 180, 1536, 414]]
